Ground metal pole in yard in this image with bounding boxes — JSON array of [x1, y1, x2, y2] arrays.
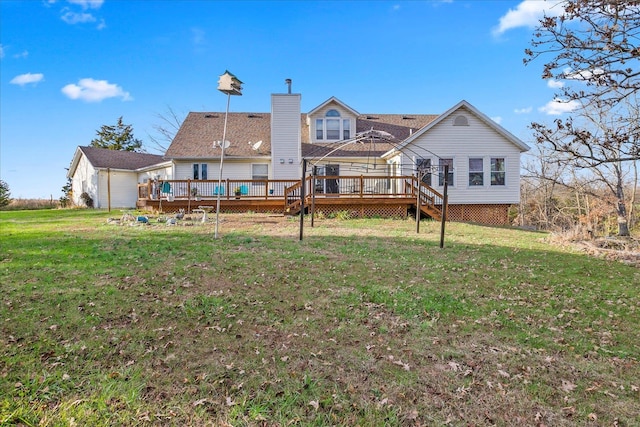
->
[[214, 70, 243, 239], [415, 174, 421, 234], [214, 93, 231, 239], [440, 165, 449, 249], [299, 159, 307, 241], [311, 168, 316, 227]]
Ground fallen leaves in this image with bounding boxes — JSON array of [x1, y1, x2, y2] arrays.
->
[[387, 355, 410, 371]]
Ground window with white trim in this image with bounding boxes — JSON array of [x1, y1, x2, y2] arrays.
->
[[491, 158, 505, 186], [252, 164, 268, 181], [192, 163, 207, 180], [468, 158, 483, 186], [416, 158, 432, 186], [438, 158, 454, 186], [315, 109, 350, 141]]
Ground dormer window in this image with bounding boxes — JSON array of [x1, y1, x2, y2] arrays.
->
[[315, 109, 351, 141]]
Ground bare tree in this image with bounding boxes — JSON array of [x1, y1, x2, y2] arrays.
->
[[525, 0, 640, 235], [146, 106, 184, 154], [521, 144, 569, 229], [525, 0, 640, 116], [531, 98, 638, 235]]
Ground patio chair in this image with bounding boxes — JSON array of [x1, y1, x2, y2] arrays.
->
[[213, 186, 225, 196], [161, 182, 174, 201]]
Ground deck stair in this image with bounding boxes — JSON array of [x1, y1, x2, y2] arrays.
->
[[410, 179, 444, 221]]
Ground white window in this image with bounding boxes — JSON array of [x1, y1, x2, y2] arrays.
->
[[192, 163, 207, 180], [343, 119, 350, 140], [468, 158, 483, 186], [252, 164, 268, 181], [315, 119, 323, 140], [438, 158, 454, 186], [416, 158, 432, 186], [315, 109, 350, 141], [491, 158, 505, 186]]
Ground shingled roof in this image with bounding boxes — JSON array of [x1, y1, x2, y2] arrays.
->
[[165, 112, 438, 160], [79, 146, 166, 170]]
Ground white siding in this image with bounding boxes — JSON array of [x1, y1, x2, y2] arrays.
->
[[271, 94, 301, 179], [174, 160, 269, 180], [97, 170, 138, 208], [400, 107, 522, 204], [138, 165, 172, 183], [71, 155, 97, 207], [308, 103, 357, 144]]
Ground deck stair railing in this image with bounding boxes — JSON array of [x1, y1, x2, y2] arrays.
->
[[284, 180, 303, 214], [406, 177, 445, 221]]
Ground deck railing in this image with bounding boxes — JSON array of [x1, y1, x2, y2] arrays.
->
[[138, 175, 445, 219], [305, 175, 419, 197], [138, 179, 300, 201]]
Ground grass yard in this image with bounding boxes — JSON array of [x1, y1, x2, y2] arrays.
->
[[1, 209, 638, 426]]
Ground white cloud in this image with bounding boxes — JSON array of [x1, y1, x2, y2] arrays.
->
[[564, 67, 605, 81], [0, 44, 4, 59], [67, 0, 103, 9], [514, 107, 533, 114], [59, 1, 104, 27], [61, 10, 96, 24], [493, 0, 563, 36], [10, 73, 44, 86], [61, 78, 132, 102], [547, 79, 564, 88], [539, 99, 580, 115], [491, 116, 503, 124]]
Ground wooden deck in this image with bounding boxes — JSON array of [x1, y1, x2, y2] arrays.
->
[[137, 175, 445, 220]]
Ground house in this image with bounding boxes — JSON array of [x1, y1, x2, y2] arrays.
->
[[67, 146, 169, 208], [67, 83, 530, 224], [161, 89, 529, 224]]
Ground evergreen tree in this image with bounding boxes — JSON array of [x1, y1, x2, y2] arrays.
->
[[90, 116, 143, 152], [0, 180, 11, 208]]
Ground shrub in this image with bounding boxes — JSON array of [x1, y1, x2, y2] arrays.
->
[[80, 192, 94, 208], [335, 210, 352, 220]]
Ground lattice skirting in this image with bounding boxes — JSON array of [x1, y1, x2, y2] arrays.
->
[[141, 200, 513, 225], [445, 204, 511, 225], [312, 204, 407, 219], [138, 201, 284, 215]]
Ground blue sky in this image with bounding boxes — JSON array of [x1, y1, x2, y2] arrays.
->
[[1, 0, 570, 199]]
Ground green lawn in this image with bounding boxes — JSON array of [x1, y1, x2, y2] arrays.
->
[[1, 209, 638, 426]]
